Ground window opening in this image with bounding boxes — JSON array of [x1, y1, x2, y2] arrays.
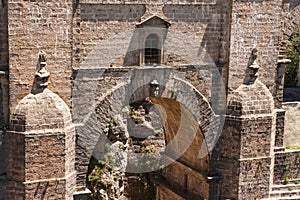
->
[[145, 34, 160, 65]]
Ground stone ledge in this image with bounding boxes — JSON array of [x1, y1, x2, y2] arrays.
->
[[73, 188, 91, 200], [80, 1, 217, 6], [23, 171, 76, 184], [278, 59, 291, 64], [0, 71, 6, 76], [238, 156, 271, 161]]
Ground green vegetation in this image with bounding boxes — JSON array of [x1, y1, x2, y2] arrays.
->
[[128, 106, 136, 116], [88, 160, 112, 199], [87, 143, 117, 199], [285, 146, 300, 150], [288, 187, 293, 191], [285, 28, 299, 87], [295, 180, 300, 185], [138, 173, 156, 200], [108, 120, 113, 133], [285, 176, 289, 184], [88, 174, 100, 182]]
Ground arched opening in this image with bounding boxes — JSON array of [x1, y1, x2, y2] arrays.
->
[[145, 34, 161, 65], [283, 28, 300, 101], [279, 4, 300, 102], [284, 28, 299, 88], [85, 80, 213, 200]]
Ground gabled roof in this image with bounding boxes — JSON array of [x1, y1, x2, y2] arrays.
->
[[136, 15, 171, 28]]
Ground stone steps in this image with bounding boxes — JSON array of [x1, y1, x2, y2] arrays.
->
[[272, 184, 300, 191], [269, 197, 300, 200], [270, 183, 300, 199]]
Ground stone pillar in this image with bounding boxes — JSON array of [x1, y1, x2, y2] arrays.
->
[[5, 52, 76, 199], [274, 109, 286, 149], [213, 50, 275, 199], [275, 59, 291, 108]]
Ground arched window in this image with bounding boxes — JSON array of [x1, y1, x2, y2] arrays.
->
[[144, 34, 160, 65]]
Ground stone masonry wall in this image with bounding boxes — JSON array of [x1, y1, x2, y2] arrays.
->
[[228, 0, 282, 95], [8, 0, 74, 111], [274, 151, 300, 184], [238, 158, 271, 199], [5, 132, 25, 199], [283, 0, 300, 11], [4, 81, 76, 198], [79, 3, 145, 65], [279, 2, 300, 59], [0, 0, 8, 72], [78, 1, 231, 85], [156, 182, 184, 200], [211, 117, 241, 199], [282, 102, 300, 146], [163, 1, 231, 65], [240, 117, 273, 159], [213, 116, 273, 200], [275, 110, 285, 147], [162, 160, 209, 199], [0, 130, 5, 200], [24, 132, 66, 181], [0, 0, 8, 131]]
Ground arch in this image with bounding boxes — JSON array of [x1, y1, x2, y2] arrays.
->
[[144, 33, 161, 65], [85, 75, 215, 199], [74, 70, 222, 190], [279, 4, 300, 59], [73, 27, 226, 192]]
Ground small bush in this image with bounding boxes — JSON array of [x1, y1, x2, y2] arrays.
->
[[88, 175, 99, 182], [285, 28, 299, 87], [285, 176, 289, 184]]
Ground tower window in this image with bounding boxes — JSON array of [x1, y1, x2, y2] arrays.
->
[[145, 34, 160, 65]]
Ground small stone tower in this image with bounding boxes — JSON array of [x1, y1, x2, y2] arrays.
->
[[5, 51, 76, 199], [213, 49, 275, 199]]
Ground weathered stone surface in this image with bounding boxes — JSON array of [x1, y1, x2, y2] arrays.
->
[[8, 0, 73, 111], [228, 0, 282, 95], [1, 0, 300, 199], [275, 109, 286, 148], [274, 150, 300, 184], [10, 89, 72, 132], [282, 102, 300, 146], [227, 80, 274, 116], [279, 2, 300, 58], [161, 159, 209, 200], [0, 0, 8, 127], [5, 86, 76, 199], [214, 75, 274, 199]]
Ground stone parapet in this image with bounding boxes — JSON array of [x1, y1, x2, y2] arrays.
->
[[274, 150, 300, 185]]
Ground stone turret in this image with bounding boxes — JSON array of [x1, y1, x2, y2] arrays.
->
[[5, 51, 76, 199], [213, 49, 275, 199]]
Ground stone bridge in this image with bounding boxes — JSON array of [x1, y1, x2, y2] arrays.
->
[[0, 0, 300, 199]]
